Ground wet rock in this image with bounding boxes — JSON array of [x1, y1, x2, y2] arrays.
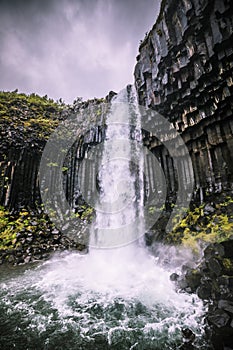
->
[[204, 204, 216, 215], [207, 257, 223, 276], [226, 202, 233, 216], [6, 255, 15, 264], [218, 300, 233, 315], [197, 283, 212, 300], [181, 328, 196, 344], [204, 244, 225, 259], [220, 241, 233, 259], [170, 272, 179, 281], [144, 230, 155, 245], [179, 343, 195, 350], [177, 276, 189, 290], [177, 238, 233, 349], [184, 269, 202, 292], [51, 228, 60, 235], [52, 234, 60, 241], [30, 221, 38, 226], [23, 255, 31, 264], [208, 309, 230, 328]]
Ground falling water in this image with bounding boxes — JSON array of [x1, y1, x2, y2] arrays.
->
[[0, 87, 208, 350], [91, 86, 144, 248]]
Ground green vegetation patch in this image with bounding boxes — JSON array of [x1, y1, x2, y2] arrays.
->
[[0, 206, 55, 251], [0, 90, 64, 144], [166, 196, 233, 252]]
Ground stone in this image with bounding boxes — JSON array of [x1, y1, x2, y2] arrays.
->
[[177, 276, 189, 290], [23, 256, 31, 264], [51, 229, 60, 235], [6, 255, 15, 264], [204, 244, 225, 259], [181, 328, 196, 344], [105, 90, 117, 102], [197, 283, 212, 299], [52, 234, 60, 241], [179, 344, 195, 350], [218, 300, 233, 315], [185, 269, 202, 292], [207, 257, 223, 276], [170, 272, 179, 281], [226, 202, 233, 216], [144, 230, 154, 245], [208, 309, 230, 328], [220, 241, 233, 259], [204, 204, 216, 214]]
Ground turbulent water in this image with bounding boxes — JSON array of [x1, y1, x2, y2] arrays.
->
[[0, 87, 208, 349], [0, 249, 207, 350]]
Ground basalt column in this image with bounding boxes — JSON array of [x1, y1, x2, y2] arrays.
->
[[134, 0, 233, 200]]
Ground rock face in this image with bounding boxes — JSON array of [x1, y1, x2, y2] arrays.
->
[[0, 94, 107, 211], [0, 93, 108, 261], [134, 0, 233, 200], [135, 2, 233, 348], [176, 240, 233, 349]]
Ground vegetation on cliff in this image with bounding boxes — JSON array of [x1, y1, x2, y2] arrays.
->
[[0, 203, 91, 264], [166, 195, 233, 252], [0, 90, 65, 146]]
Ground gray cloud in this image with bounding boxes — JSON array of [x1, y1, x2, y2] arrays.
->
[[0, 0, 160, 103]]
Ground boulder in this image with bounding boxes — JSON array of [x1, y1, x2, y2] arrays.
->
[[208, 309, 230, 328]]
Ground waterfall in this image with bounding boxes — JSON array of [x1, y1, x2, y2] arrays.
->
[[91, 86, 144, 249]]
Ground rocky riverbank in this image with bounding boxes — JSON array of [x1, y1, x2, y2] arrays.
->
[[0, 206, 88, 265], [172, 239, 233, 350]]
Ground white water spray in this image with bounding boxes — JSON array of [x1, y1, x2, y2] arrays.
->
[[91, 87, 144, 248]]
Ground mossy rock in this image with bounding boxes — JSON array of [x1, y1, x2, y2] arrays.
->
[[166, 196, 233, 251]]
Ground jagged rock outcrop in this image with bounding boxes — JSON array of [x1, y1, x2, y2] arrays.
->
[[134, 0, 233, 201], [174, 240, 233, 349]]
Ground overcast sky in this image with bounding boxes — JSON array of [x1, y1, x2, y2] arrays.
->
[[0, 0, 161, 103]]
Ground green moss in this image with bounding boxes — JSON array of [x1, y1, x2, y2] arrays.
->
[[222, 258, 233, 272], [0, 206, 52, 250], [0, 203, 95, 251], [0, 206, 16, 250], [77, 205, 94, 223], [166, 196, 233, 251]]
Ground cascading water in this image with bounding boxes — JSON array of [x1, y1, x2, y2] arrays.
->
[[91, 86, 144, 248], [0, 87, 208, 350]]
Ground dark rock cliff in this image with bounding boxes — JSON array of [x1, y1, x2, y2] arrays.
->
[[0, 93, 107, 211], [134, 2, 233, 347], [134, 0, 233, 201], [0, 92, 107, 263]]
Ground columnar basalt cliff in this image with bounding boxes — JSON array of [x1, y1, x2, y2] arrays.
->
[[134, 1, 233, 348], [0, 93, 107, 211], [134, 0, 233, 200], [0, 93, 108, 263]]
